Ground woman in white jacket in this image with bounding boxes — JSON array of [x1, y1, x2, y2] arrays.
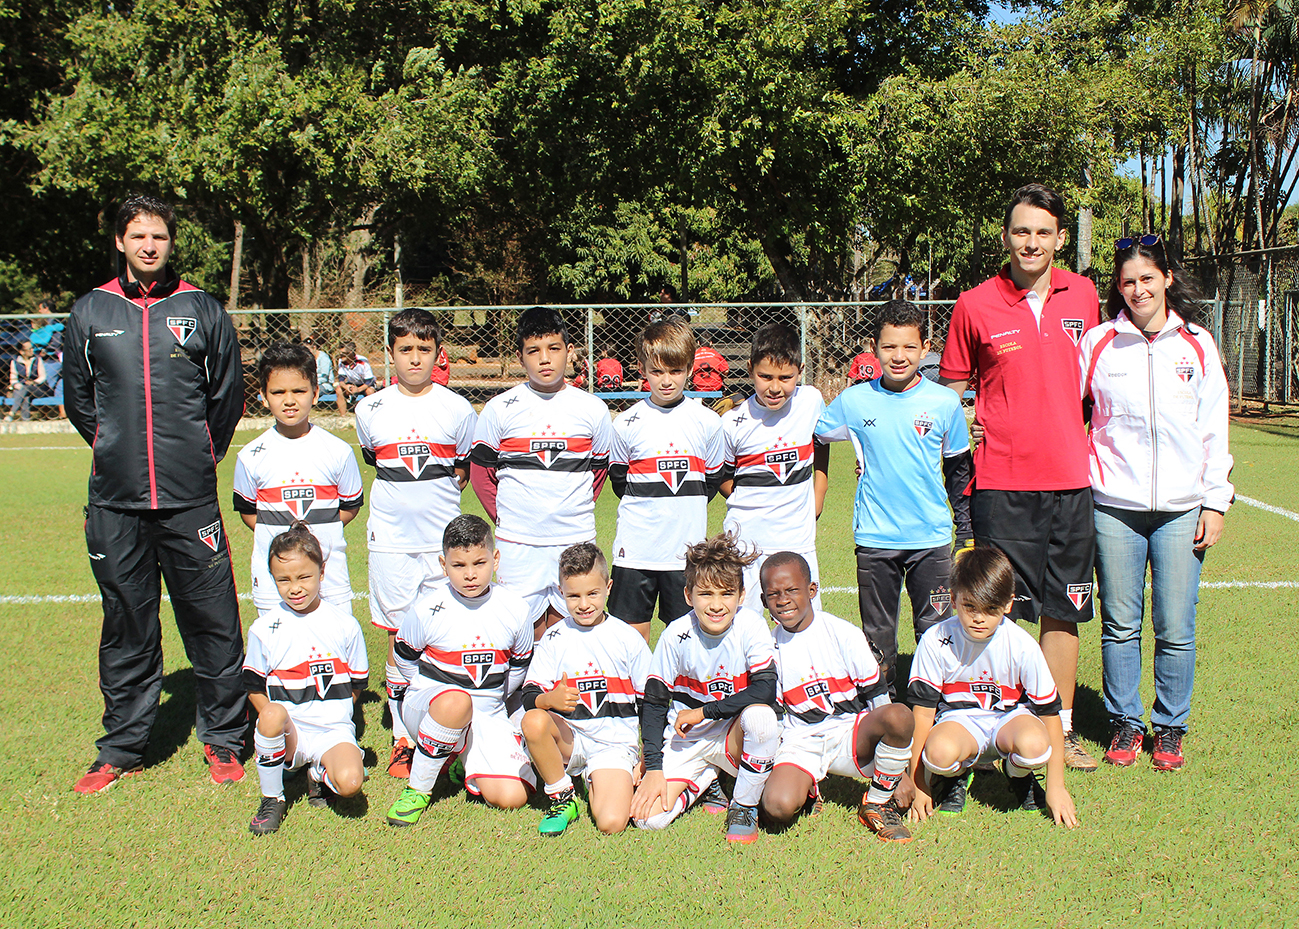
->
[[1079, 235, 1233, 773]]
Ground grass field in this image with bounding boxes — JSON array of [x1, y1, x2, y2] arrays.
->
[[2, 419, 1297, 928]]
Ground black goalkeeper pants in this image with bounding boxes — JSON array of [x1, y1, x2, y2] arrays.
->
[[85, 503, 246, 769]]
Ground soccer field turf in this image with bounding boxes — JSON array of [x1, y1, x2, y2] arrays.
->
[[1, 422, 1296, 928]]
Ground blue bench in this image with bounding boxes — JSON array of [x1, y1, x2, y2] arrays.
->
[[2, 378, 63, 411]]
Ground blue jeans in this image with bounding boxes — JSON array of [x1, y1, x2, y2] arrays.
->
[[1094, 505, 1204, 732]]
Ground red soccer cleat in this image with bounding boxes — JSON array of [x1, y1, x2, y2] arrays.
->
[[74, 761, 142, 795], [388, 738, 415, 778], [204, 744, 246, 784]]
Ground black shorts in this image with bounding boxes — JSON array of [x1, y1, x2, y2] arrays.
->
[[854, 545, 954, 679], [971, 488, 1096, 624], [608, 566, 690, 627]]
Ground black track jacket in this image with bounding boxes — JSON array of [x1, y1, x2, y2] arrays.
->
[[64, 270, 244, 510]]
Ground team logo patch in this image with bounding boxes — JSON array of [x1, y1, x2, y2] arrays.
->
[[577, 677, 608, 713], [167, 316, 197, 346], [1060, 319, 1085, 345], [281, 486, 316, 519], [802, 679, 832, 714], [657, 457, 690, 492], [913, 413, 934, 437], [398, 443, 433, 478], [310, 660, 335, 698], [930, 587, 951, 613], [1067, 583, 1093, 611], [461, 650, 495, 686], [529, 438, 569, 467], [1175, 363, 1195, 383], [707, 680, 735, 698], [970, 680, 1001, 710], [763, 447, 800, 481], [198, 520, 222, 552]]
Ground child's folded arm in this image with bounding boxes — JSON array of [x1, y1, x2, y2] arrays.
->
[[700, 666, 776, 720]]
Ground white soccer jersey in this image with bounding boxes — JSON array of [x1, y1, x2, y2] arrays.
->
[[355, 384, 476, 553], [610, 397, 724, 570], [471, 383, 613, 545], [908, 616, 1061, 718], [524, 616, 650, 748], [232, 425, 364, 608], [393, 581, 533, 720], [721, 386, 825, 552], [242, 599, 369, 734], [647, 606, 777, 743], [774, 610, 890, 732]]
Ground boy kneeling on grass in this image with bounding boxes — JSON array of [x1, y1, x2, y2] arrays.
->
[[245, 523, 369, 835], [908, 546, 1078, 828], [630, 532, 780, 843], [386, 515, 536, 826], [519, 542, 651, 836]]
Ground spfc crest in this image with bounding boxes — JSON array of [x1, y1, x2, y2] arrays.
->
[[530, 438, 568, 467], [577, 677, 608, 713], [198, 520, 222, 552], [1174, 363, 1195, 383], [971, 680, 1001, 709], [398, 442, 433, 478], [167, 316, 197, 346], [310, 660, 335, 698], [802, 679, 832, 714], [1061, 319, 1084, 345], [930, 587, 951, 613], [461, 650, 495, 685], [1067, 583, 1093, 610], [707, 680, 735, 698], [657, 457, 690, 492], [282, 486, 316, 519], [763, 447, 800, 481], [913, 413, 934, 437]]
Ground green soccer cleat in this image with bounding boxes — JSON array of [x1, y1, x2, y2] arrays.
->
[[386, 786, 432, 827], [538, 794, 580, 837]]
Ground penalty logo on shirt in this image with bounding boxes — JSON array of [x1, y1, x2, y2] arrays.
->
[[802, 679, 833, 714], [913, 413, 934, 437], [529, 438, 569, 468], [763, 448, 800, 482], [398, 443, 434, 478], [1061, 319, 1085, 345], [310, 660, 335, 698], [1067, 583, 1093, 611], [197, 520, 222, 552], [461, 650, 496, 686], [576, 676, 608, 713], [167, 316, 197, 346], [281, 486, 316, 519], [1175, 363, 1195, 383], [657, 457, 691, 492]]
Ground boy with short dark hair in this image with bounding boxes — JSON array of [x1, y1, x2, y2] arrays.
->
[[355, 308, 477, 778], [908, 546, 1078, 828], [385, 515, 536, 825], [471, 307, 613, 636], [520, 543, 651, 836], [233, 342, 364, 615], [630, 532, 780, 843], [757, 552, 915, 843], [608, 318, 725, 639], [815, 300, 972, 695], [334, 340, 376, 414], [718, 324, 829, 613]]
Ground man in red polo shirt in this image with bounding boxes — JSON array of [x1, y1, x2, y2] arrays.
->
[[939, 183, 1100, 772]]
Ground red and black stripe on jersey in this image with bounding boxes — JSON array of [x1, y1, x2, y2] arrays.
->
[[721, 442, 816, 488], [473, 436, 608, 474], [616, 454, 710, 498], [395, 640, 530, 693], [242, 656, 366, 704], [518, 674, 641, 721], [364, 441, 462, 483], [781, 673, 887, 725], [233, 484, 364, 526], [909, 678, 1061, 717]]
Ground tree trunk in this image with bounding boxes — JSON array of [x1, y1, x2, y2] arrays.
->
[[227, 219, 244, 314], [1170, 142, 1186, 263], [760, 235, 806, 301], [1077, 157, 1093, 274], [301, 244, 312, 307], [1140, 141, 1150, 232], [679, 214, 689, 303], [394, 233, 404, 310], [345, 205, 377, 308]]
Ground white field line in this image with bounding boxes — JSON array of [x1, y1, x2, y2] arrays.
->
[[1236, 495, 1299, 524], [5, 580, 1297, 606]]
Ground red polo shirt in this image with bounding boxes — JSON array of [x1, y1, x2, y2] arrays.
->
[[940, 265, 1099, 490]]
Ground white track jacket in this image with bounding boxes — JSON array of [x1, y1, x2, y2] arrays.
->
[[1080, 310, 1233, 514]]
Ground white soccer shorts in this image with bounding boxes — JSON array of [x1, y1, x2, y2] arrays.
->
[[368, 550, 445, 632], [285, 721, 359, 782], [566, 731, 639, 779], [773, 713, 874, 784], [495, 538, 574, 620], [400, 688, 537, 792], [940, 706, 1036, 761], [661, 720, 740, 791]]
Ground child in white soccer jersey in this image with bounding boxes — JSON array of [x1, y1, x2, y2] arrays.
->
[[609, 318, 725, 640], [233, 343, 364, 614], [470, 306, 614, 638], [385, 515, 536, 825], [757, 552, 916, 843], [520, 543, 650, 836], [908, 546, 1078, 827], [719, 324, 829, 613], [630, 532, 780, 844], [355, 308, 477, 779], [245, 523, 369, 835]]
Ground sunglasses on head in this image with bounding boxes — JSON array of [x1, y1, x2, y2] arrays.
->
[[1115, 234, 1162, 251]]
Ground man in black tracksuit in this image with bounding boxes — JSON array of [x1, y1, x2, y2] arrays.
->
[[64, 195, 248, 793]]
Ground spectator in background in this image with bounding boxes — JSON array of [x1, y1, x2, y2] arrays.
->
[[302, 334, 335, 402], [692, 335, 729, 392], [334, 340, 376, 414], [595, 344, 624, 390], [40, 344, 66, 419], [847, 345, 880, 384], [29, 300, 64, 356], [432, 345, 451, 386], [5, 340, 46, 421]]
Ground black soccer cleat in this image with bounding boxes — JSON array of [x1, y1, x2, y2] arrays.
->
[[249, 796, 287, 835], [1005, 764, 1046, 813], [929, 770, 971, 815]]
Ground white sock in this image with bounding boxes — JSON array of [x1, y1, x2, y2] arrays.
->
[[1060, 708, 1074, 733], [732, 705, 779, 807], [254, 730, 287, 799], [635, 784, 698, 831], [386, 663, 411, 742], [545, 774, 575, 799], [865, 739, 913, 806], [409, 716, 466, 793]]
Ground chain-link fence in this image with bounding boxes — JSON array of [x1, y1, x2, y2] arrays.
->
[[1187, 250, 1299, 405]]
